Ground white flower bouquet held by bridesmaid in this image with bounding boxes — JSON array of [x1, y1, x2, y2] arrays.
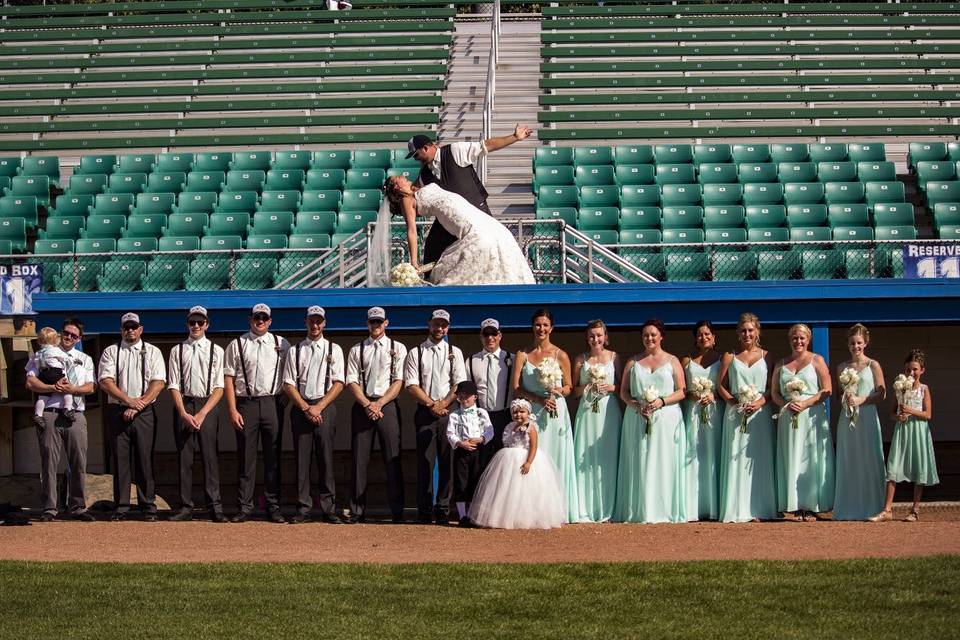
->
[[737, 384, 761, 433], [641, 387, 659, 434], [783, 376, 809, 429], [689, 376, 714, 423], [892, 374, 916, 422], [585, 363, 608, 413], [838, 367, 861, 428], [537, 356, 564, 418]]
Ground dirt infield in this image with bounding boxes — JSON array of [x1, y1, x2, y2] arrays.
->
[[2, 505, 960, 564]]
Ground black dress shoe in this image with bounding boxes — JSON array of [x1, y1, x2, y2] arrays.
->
[[39, 512, 55, 523], [289, 513, 308, 524], [230, 512, 248, 523], [142, 513, 158, 522], [210, 512, 228, 523], [344, 513, 364, 524], [435, 512, 450, 525], [169, 511, 193, 522], [73, 511, 96, 522], [392, 514, 406, 525], [267, 510, 286, 524], [110, 512, 126, 522], [459, 516, 475, 528], [320, 512, 343, 524]]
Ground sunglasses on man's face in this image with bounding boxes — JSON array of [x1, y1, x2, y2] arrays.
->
[[367, 319, 385, 325], [252, 313, 270, 322], [188, 319, 207, 327], [122, 323, 141, 331], [61, 331, 81, 340]]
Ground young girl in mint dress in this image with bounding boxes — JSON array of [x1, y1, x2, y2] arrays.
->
[[681, 320, 724, 521], [871, 349, 939, 522], [833, 324, 887, 521], [613, 318, 688, 524], [572, 320, 622, 522], [771, 323, 835, 521]]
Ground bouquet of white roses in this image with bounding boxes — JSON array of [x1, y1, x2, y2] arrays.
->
[[784, 376, 809, 429], [390, 262, 424, 287], [689, 376, 714, 424], [538, 357, 564, 419], [642, 387, 660, 435], [838, 367, 861, 428], [892, 374, 916, 423], [585, 363, 608, 413], [737, 384, 761, 433]]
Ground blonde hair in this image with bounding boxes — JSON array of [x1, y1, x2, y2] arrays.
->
[[737, 312, 761, 348], [38, 327, 60, 347], [848, 323, 870, 343], [789, 323, 812, 340], [585, 319, 609, 347]]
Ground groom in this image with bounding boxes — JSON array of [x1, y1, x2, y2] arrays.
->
[[406, 124, 534, 269]]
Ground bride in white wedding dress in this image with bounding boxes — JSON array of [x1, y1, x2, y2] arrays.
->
[[369, 175, 536, 286]]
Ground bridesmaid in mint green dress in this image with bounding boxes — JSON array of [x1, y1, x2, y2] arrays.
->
[[573, 320, 622, 522], [681, 320, 724, 521], [833, 323, 887, 521], [772, 323, 835, 521], [717, 312, 777, 523], [512, 308, 582, 523], [613, 318, 687, 524]]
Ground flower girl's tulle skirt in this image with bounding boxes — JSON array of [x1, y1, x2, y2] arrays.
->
[[469, 448, 567, 529]]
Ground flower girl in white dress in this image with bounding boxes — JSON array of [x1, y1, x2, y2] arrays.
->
[[469, 399, 567, 529]]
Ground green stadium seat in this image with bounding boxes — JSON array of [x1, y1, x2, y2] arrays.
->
[[231, 151, 272, 172], [575, 165, 616, 187], [390, 149, 421, 170], [801, 249, 844, 280], [824, 182, 865, 205], [259, 191, 300, 213], [949, 143, 960, 162], [620, 184, 660, 207], [614, 145, 654, 166], [770, 143, 809, 164], [49, 194, 93, 217], [693, 144, 732, 165], [537, 186, 579, 208], [660, 184, 701, 207], [844, 249, 879, 280], [145, 172, 185, 194], [619, 206, 661, 230], [832, 226, 874, 243], [926, 181, 960, 207], [778, 162, 817, 184], [106, 173, 146, 195], [790, 226, 832, 243], [352, 149, 392, 170], [81, 215, 126, 240], [275, 255, 318, 285], [341, 189, 381, 212], [848, 143, 886, 163], [666, 252, 709, 281], [536, 207, 577, 227], [184, 171, 225, 193], [39, 216, 84, 240], [702, 183, 742, 207], [748, 227, 790, 246], [787, 205, 828, 228], [124, 214, 166, 239], [96, 261, 146, 292], [155, 153, 194, 173], [655, 164, 696, 185], [662, 228, 705, 247], [264, 170, 305, 192], [387, 168, 418, 181], [225, 170, 265, 193], [345, 169, 386, 190], [654, 144, 693, 165], [300, 190, 341, 212], [580, 230, 618, 245], [192, 153, 232, 173], [116, 237, 158, 253], [875, 226, 917, 241], [176, 191, 217, 214], [742, 183, 783, 206], [215, 191, 258, 214], [93, 193, 134, 216], [249, 211, 294, 236], [0, 195, 38, 228], [732, 144, 771, 164], [579, 186, 619, 208], [200, 235, 243, 251], [54, 262, 102, 293], [336, 211, 377, 234], [573, 146, 613, 166], [272, 151, 312, 172], [827, 204, 869, 227], [783, 183, 824, 205], [20, 156, 61, 188], [288, 234, 332, 250], [662, 206, 703, 229], [577, 207, 619, 230], [0, 158, 20, 178], [76, 237, 116, 254], [77, 155, 116, 175], [940, 224, 960, 239], [745, 205, 786, 229], [534, 166, 575, 192], [116, 154, 155, 174], [133, 192, 175, 216], [856, 161, 896, 183], [246, 234, 288, 252], [614, 165, 655, 185], [933, 203, 960, 230], [622, 253, 665, 280], [714, 251, 756, 280], [706, 228, 747, 251], [164, 213, 208, 237], [234, 257, 278, 290], [140, 256, 189, 291], [737, 163, 778, 184], [5, 176, 50, 207], [34, 239, 72, 285], [757, 249, 800, 280], [184, 257, 231, 291], [698, 164, 738, 185], [534, 147, 574, 167], [817, 162, 857, 183], [874, 203, 915, 227], [158, 236, 200, 252], [704, 206, 745, 230], [865, 181, 906, 209], [294, 212, 336, 235], [916, 161, 956, 190], [312, 150, 352, 170], [207, 213, 250, 237], [908, 142, 946, 171], [68, 174, 107, 196], [619, 229, 662, 245], [305, 169, 346, 191], [34, 239, 74, 255], [0, 217, 26, 252], [0, 177, 10, 194], [809, 143, 848, 163]]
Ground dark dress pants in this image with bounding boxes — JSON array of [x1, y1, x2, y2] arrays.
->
[[234, 396, 283, 514], [349, 401, 405, 519], [174, 397, 222, 514], [292, 402, 338, 517], [108, 403, 157, 515], [415, 405, 452, 518]]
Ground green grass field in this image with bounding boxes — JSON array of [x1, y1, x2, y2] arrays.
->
[[1, 558, 957, 639]]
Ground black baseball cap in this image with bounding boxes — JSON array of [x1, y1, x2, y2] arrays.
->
[[456, 380, 478, 396], [405, 134, 433, 159]]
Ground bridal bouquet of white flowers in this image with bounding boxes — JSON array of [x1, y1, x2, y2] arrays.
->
[[689, 376, 714, 423], [585, 363, 608, 413], [737, 384, 761, 433], [784, 376, 809, 429], [838, 367, 861, 428], [642, 387, 660, 435], [538, 357, 564, 419], [892, 374, 916, 424], [389, 262, 435, 287]]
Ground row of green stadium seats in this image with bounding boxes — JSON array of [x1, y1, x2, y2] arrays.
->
[[916, 161, 960, 190], [533, 161, 898, 190], [536, 203, 917, 231], [565, 226, 915, 247], [541, 4, 960, 18], [933, 203, 960, 233], [535, 182, 906, 209], [33, 234, 342, 257], [533, 143, 888, 168], [924, 181, 960, 207]]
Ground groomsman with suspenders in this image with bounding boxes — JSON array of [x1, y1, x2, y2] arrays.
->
[[465, 318, 513, 464], [345, 306, 408, 524], [167, 306, 226, 523], [98, 312, 166, 521], [223, 303, 290, 523], [404, 309, 466, 525], [283, 305, 345, 524]]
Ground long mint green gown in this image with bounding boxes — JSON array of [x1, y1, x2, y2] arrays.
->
[[682, 359, 724, 521], [613, 362, 687, 523], [573, 359, 622, 522], [521, 360, 583, 522], [775, 363, 835, 513], [719, 356, 777, 523], [833, 364, 886, 520], [886, 385, 939, 486]]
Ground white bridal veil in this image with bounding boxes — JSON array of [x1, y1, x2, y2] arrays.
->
[[366, 197, 393, 288]]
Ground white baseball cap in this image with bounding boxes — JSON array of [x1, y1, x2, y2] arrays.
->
[[431, 309, 451, 323], [307, 305, 326, 317], [251, 303, 271, 317], [367, 306, 386, 320], [480, 318, 500, 332], [120, 312, 140, 326], [188, 305, 208, 319]]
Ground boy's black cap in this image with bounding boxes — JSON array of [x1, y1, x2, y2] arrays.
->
[[456, 380, 478, 396]]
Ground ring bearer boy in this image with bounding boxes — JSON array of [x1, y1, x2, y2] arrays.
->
[[465, 317, 513, 466], [446, 380, 494, 527]]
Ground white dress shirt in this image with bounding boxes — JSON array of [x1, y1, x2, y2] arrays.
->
[[98, 339, 167, 404], [446, 406, 494, 448], [345, 335, 408, 398], [167, 336, 225, 398], [223, 331, 290, 397], [428, 141, 488, 182], [403, 339, 467, 400], [282, 336, 345, 400], [467, 348, 512, 412], [26, 346, 95, 411]]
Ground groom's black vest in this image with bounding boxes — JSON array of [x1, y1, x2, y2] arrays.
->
[[418, 145, 492, 268]]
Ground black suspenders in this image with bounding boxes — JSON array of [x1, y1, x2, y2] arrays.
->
[[466, 351, 512, 409], [235, 334, 283, 398], [359, 338, 395, 393], [294, 340, 333, 399], [178, 342, 215, 398], [417, 343, 457, 393]]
